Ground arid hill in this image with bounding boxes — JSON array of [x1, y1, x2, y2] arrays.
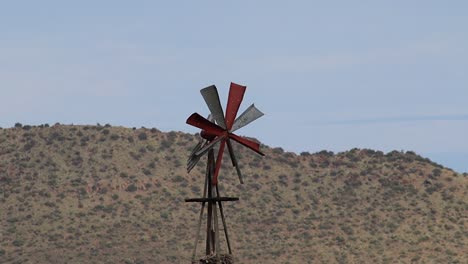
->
[[0, 124, 466, 263]]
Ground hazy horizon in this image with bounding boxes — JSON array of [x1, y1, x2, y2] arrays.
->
[[1, 1, 467, 172]]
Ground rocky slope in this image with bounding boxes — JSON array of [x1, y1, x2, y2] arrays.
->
[[0, 124, 466, 263]]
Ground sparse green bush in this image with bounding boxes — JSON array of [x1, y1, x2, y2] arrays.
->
[[191, 185, 201, 194], [340, 225, 354, 235], [167, 131, 177, 141], [126, 184, 138, 192], [146, 145, 156, 151], [319, 222, 332, 230], [278, 174, 288, 186], [23, 140, 36, 151], [425, 182, 443, 194], [335, 236, 345, 244], [129, 152, 141, 161], [317, 150, 334, 156], [160, 140, 171, 150], [272, 147, 284, 154], [172, 175, 186, 183], [138, 132, 147, 140], [49, 131, 64, 141], [12, 239, 24, 247], [432, 168, 442, 178], [160, 212, 169, 219]]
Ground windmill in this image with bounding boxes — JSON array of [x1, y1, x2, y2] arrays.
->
[[185, 82, 264, 263]]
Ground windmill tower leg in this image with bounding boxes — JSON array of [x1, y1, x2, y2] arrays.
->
[[206, 149, 214, 255], [213, 194, 221, 262], [190, 161, 209, 262], [206, 149, 223, 263], [215, 185, 233, 254]]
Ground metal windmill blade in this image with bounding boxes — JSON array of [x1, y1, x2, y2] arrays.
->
[[231, 104, 264, 132], [188, 115, 214, 156], [224, 82, 246, 130], [187, 114, 214, 173], [200, 85, 226, 129], [187, 135, 224, 173], [187, 141, 207, 173], [225, 138, 244, 183]]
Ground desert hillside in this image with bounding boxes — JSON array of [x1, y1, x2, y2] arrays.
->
[[0, 124, 466, 263]]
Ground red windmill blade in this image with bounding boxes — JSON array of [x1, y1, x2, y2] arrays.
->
[[186, 82, 264, 185], [224, 83, 246, 130]]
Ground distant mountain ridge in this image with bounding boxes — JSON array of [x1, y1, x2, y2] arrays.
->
[[0, 124, 466, 263]]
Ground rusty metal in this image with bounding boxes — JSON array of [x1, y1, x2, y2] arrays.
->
[[212, 138, 226, 185], [229, 133, 264, 156], [225, 82, 246, 130], [187, 113, 225, 137]]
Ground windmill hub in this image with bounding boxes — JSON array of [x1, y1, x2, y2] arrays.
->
[[200, 130, 216, 141]]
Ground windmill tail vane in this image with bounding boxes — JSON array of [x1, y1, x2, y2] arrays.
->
[[185, 82, 264, 263]]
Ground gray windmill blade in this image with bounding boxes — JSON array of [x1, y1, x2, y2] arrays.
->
[[189, 140, 204, 158], [231, 104, 264, 132], [194, 135, 224, 157], [187, 135, 224, 173], [187, 139, 203, 172], [187, 141, 209, 173], [187, 152, 200, 172], [200, 85, 227, 129], [187, 138, 205, 166], [187, 114, 215, 172], [226, 138, 244, 184], [225, 104, 264, 183]]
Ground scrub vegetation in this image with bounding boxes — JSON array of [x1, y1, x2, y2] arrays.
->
[[0, 125, 466, 263]]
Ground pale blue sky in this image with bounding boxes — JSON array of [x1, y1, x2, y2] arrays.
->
[[1, 1, 467, 172]]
